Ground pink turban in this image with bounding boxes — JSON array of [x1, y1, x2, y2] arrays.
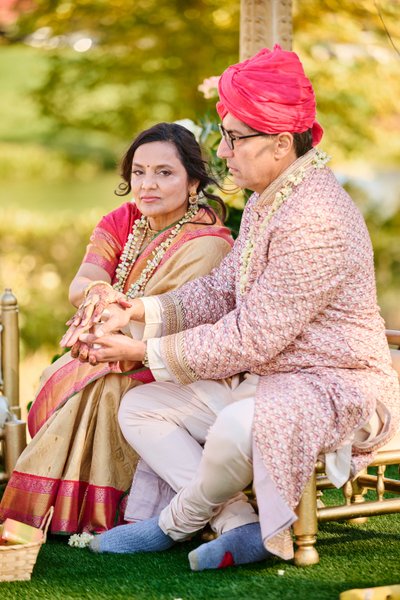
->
[[217, 45, 323, 146]]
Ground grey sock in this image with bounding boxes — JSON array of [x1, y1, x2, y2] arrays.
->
[[188, 522, 271, 571], [89, 516, 175, 554]]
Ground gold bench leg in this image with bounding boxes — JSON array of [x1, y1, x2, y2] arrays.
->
[[293, 470, 319, 566], [343, 476, 368, 525]]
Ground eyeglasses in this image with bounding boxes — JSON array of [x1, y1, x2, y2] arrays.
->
[[218, 124, 266, 150]]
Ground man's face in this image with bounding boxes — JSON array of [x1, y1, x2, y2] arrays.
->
[[217, 113, 282, 194]]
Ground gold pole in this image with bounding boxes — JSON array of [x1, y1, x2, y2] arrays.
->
[[0, 289, 26, 480], [0, 426, 6, 481], [4, 420, 26, 476], [240, 0, 292, 61], [1, 289, 20, 418]]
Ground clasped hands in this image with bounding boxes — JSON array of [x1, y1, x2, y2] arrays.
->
[[60, 284, 146, 367]]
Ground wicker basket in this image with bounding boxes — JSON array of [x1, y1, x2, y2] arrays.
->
[[0, 507, 54, 582]]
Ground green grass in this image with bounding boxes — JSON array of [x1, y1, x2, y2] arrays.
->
[[1, 502, 399, 599]]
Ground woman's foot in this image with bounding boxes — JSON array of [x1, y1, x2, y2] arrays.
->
[[188, 522, 271, 571], [89, 516, 175, 554]]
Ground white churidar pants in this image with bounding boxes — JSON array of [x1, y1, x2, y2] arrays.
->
[[118, 374, 260, 540]]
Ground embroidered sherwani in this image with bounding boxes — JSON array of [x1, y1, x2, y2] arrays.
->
[[142, 149, 400, 559]]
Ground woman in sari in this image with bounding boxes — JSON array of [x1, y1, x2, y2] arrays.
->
[[0, 122, 233, 534]]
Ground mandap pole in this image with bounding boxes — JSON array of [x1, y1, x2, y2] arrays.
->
[[240, 0, 292, 60], [0, 288, 26, 478], [0, 289, 19, 413]]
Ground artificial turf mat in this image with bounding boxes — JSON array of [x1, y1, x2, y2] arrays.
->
[[1, 468, 399, 599], [1, 511, 399, 599]]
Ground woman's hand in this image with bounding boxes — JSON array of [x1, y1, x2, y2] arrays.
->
[[68, 303, 134, 359], [71, 339, 91, 362], [60, 283, 132, 347], [78, 332, 146, 367], [70, 301, 147, 362]]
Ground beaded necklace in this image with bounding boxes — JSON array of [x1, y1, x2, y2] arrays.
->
[[239, 149, 330, 294], [114, 204, 199, 299]]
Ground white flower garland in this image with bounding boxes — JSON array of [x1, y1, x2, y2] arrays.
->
[[68, 532, 94, 548], [239, 149, 330, 294], [113, 204, 199, 299]]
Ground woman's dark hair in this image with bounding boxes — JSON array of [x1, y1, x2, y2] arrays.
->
[[116, 122, 226, 222]]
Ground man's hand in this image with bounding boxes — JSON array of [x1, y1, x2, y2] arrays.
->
[[78, 332, 147, 366], [89, 303, 135, 337]]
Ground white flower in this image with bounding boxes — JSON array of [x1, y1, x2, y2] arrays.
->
[[290, 171, 304, 185], [68, 532, 94, 548], [312, 150, 330, 168], [280, 186, 292, 197], [197, 76, 220, 99], [174, 119, 202, 142]]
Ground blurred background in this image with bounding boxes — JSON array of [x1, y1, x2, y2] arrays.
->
[[0, 0, 399, 408]]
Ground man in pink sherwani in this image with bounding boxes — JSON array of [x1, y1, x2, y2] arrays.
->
[[74, 46, 400, 568]]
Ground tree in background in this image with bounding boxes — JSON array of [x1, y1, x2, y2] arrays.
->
[[3, 0, 400, 167], [293, 0, 400, 164], [4, 0, 240, 159]]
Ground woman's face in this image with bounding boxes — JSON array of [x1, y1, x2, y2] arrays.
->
[[131, 141, 196, 230]]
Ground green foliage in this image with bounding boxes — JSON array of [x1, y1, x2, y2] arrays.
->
[[343, 180, 400, 327], [3, 0, 400, 167], [6, 1, 240, 147], [292, 0, 400, 164], [367, 209, 400, 325], [0, 210, 94, 354]]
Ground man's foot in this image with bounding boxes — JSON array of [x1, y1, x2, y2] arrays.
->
[[89, 516, 175, 554], [188, 522, 271, 571]]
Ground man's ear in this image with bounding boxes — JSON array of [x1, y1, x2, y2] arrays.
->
[[274, 132, 294, 158]]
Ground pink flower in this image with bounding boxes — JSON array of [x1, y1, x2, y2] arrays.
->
[[198, 76, 220, 99]]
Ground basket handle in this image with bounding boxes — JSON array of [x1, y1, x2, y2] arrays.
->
[[40, 506, 54, 542]]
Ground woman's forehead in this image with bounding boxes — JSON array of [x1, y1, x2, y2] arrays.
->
[[133, 141, 181, 164]]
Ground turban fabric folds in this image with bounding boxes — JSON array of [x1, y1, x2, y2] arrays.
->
[[217, 45, 323, 146]]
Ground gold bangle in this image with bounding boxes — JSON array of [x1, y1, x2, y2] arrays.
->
[[83, 280, 113, 298]]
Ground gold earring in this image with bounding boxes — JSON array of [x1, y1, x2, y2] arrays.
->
[[189, 189, 199, 205]]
